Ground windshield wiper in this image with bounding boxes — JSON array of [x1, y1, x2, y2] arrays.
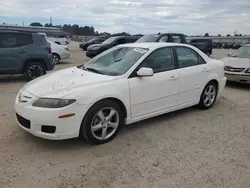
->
[[81, 65, 103, 74], [85, 67, 103, 74]]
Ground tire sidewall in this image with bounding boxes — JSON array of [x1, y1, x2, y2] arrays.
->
[[25, 62, 46, 80], [52, 54, 60, 64], [199, 82, 218, 109], [80, 100, 124, 145]]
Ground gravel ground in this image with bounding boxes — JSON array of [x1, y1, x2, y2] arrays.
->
[[0, 43, 249, 188]]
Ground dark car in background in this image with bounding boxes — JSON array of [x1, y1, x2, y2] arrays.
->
[[79, 36, 108, 51], [136, 33, 213, 56], [86, 36, 140, 58], [0, 31, 54, 80], [188, 38, 213, 56]]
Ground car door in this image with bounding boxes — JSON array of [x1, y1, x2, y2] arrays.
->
[[128, 47, 180, 118], [0, 33, 31, 73], [174, 46, 209, 105]]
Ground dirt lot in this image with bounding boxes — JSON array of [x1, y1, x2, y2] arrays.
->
[[0, 43, 249, 188]]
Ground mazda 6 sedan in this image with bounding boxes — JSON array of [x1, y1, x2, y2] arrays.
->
[[15, 43, 226, 144]]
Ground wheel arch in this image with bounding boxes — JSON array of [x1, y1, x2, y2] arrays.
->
[[86, 97, 128, 118], [52, 52, 61, 60], [22, 58, 47, 73]]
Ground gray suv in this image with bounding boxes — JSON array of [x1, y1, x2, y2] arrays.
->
[[0, 31, 54, 80]]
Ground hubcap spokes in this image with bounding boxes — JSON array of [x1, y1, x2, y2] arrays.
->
[[203, 85, 216, 106], [28, 65, 43, 79], [91, 108, 119, 140]]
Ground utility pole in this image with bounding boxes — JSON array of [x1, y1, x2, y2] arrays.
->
[[50, 16, 52, 26]]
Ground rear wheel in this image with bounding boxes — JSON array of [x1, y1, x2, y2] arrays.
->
[[52, 53, 60, 64], [25, 62, 46, 80], [198, 81, 218, 109], [80, 100, 124, 145]]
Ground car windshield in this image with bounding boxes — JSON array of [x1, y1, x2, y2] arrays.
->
[[88, 38, 97, 42], [231, 46, 250, 58], [79, 46, 148, 76], [136, 34, 159, 42], [101, 37, 118, 45]]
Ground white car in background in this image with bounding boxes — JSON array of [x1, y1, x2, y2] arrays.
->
[[48, 40, 70, 64], [15, 43, 226, 145], [221, 44, 250, 84], [48, 36, 70, 45]]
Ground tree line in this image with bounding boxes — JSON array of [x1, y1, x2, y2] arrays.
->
[[29, 22, 141, 36], [29, 22, 248, 37]]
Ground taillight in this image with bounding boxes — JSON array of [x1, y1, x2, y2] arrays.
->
[[46, 47, 51, 53], [65, 48, 69, 51]]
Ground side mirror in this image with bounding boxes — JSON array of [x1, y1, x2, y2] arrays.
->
[[137, 67, 154, 77], [228, 53, 231, 57]]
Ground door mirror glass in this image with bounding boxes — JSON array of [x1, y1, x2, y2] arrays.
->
[[228, 53, 231, 57], [137, 67, 154, 77]]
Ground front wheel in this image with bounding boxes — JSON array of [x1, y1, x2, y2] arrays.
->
[[80, 100, 124, 145], [25, 62, 46, 80], [198, 82, 218, 109]]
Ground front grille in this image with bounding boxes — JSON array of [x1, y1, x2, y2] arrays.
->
[[224, 66, 245, 72], [16, 113, 30, 129]]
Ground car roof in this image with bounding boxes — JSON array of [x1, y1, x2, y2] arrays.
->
[[120, 42, 193, 49], [109, 36, 139, 39]]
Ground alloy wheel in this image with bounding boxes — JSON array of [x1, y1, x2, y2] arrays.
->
[[28, 65, 44, 79], [203, 85, 216, 107], [91, 107, 119, 140]]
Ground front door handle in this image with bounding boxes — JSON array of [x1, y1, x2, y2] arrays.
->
[[168, 76, 179, 81]]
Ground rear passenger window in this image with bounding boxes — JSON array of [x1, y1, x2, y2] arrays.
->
[[0, 33, 32, 48], [139, 47, 174, 73], [176, 47, 199, 68], [116, 39, 126, 44], [159, 36, 169, 42], [172, 35, 182, 43]]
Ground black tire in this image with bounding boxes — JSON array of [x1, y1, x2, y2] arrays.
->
[[52, 53, 60, 64], [80, 100, 124, 145], [198, 81, 218, 109], [24, 62, 46, 80]]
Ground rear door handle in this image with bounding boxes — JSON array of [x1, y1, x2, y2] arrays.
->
[[168, 76, 179, 81]]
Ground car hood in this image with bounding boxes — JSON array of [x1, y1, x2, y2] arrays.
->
[[24, 67, 115, 98], [221, 57, 250, 68]]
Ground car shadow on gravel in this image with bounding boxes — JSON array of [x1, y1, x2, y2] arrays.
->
[[23, 133, 92, 150], [226, 81, 250, 90], [0, 75, 26, 82], [122, 106, 197, 133]]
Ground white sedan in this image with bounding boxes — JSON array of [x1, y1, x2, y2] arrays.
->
[[15, 43, 226, 144], [48, 40, 70, 64], [221, 44, 250, 84]]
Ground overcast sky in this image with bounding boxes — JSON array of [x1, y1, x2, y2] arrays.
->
[[0, 0, 249, 35]]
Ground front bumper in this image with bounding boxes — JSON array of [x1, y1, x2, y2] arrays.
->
[[14, 89, 89, 140], [225, 72, 250, 84]]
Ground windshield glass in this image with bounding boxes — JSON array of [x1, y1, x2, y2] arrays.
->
[[136, 34, 159, 43], [80, 46, 148, 76], [231, 46, 250, 58], [101, 37, 117, 45], [88, 38, 97, 42]]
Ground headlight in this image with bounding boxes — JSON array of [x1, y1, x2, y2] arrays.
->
[[32, 98, 76, 108], [245, 68, 250, 73]]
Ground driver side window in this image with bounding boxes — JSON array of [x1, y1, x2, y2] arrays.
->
[[138, 47, 174, 73]]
